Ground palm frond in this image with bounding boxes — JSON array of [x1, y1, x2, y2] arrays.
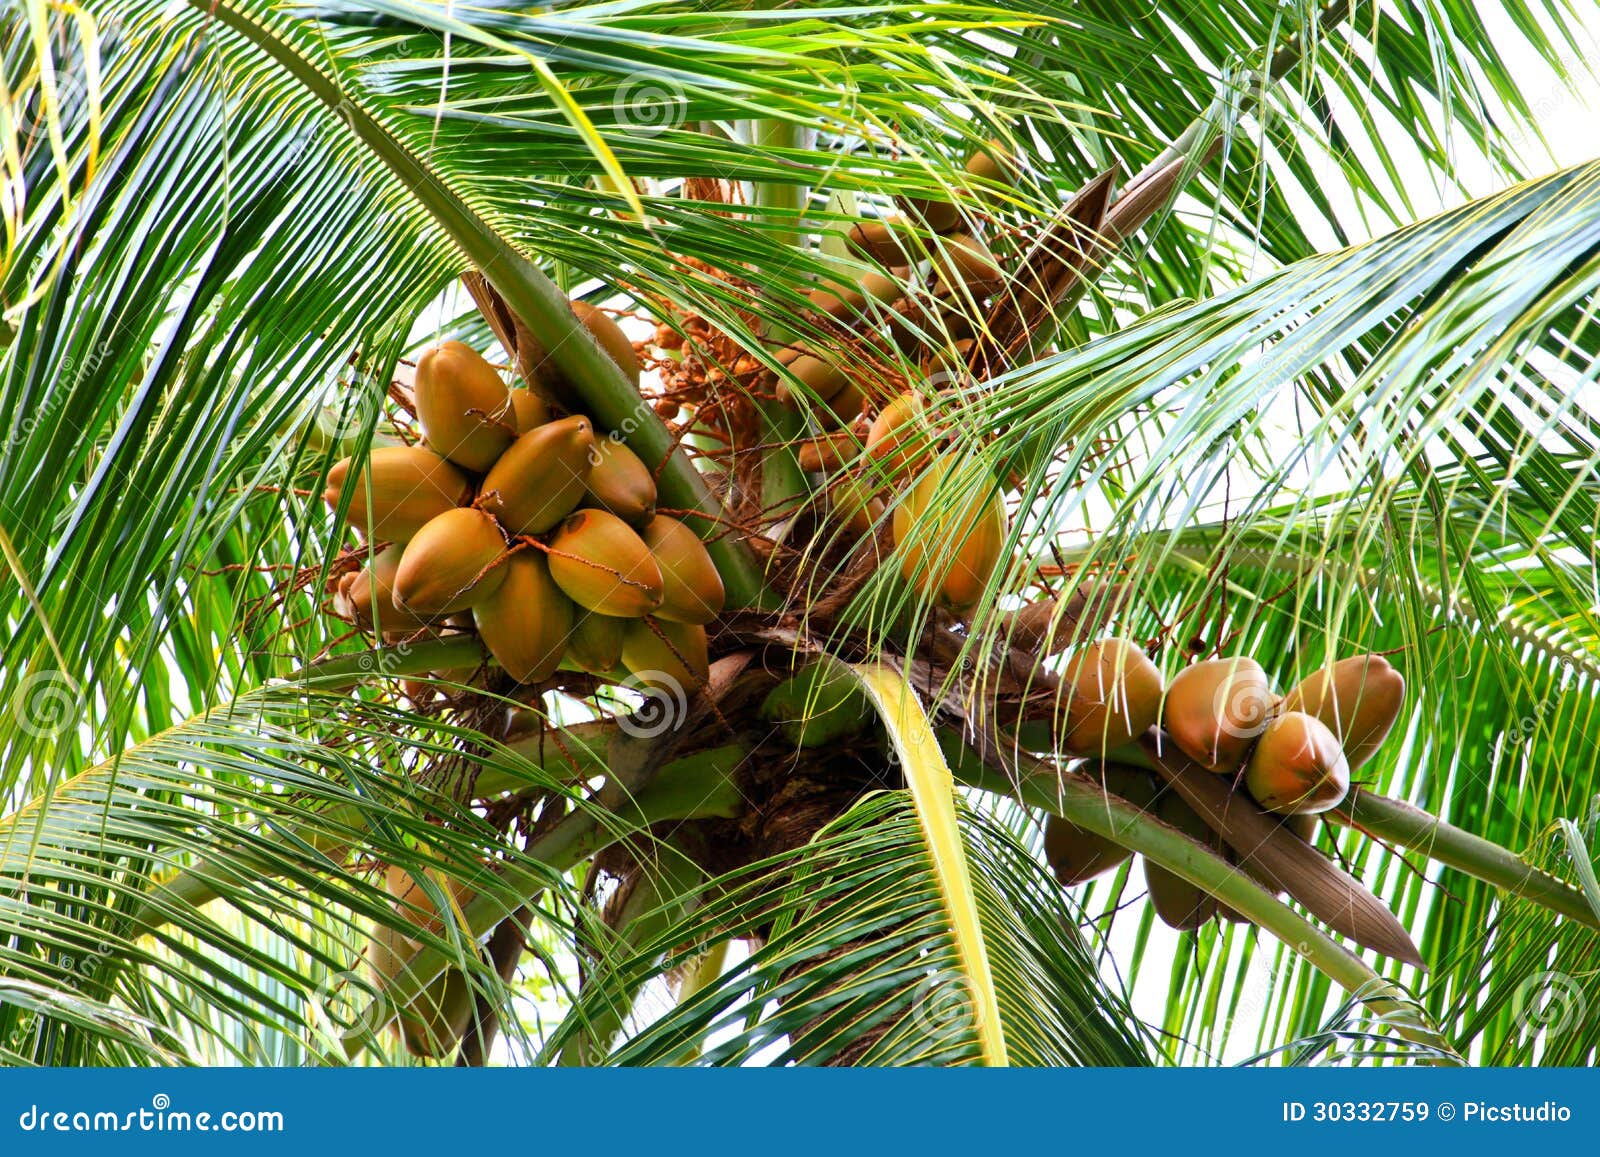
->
[[557, 792, 1153, 1066]]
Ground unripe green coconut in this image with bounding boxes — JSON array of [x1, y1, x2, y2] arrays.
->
[[760, 663, 874, 748]]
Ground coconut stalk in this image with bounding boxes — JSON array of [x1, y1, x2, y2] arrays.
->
[[289, 635, 626, 692], [749, 117, 814, 537], [999, 0, 1359, 477], [1332, 788, 1600, 929], [671, 940, 731, 1064], [999, 721, 1600, 929], [125, 729, 742, 940], [339, 743, 747, 1054], [196, 0, 772, 610], [554, 838, 706, 1066], [945, 736, 1458, 1060], [456, 907, 533, 1067], [1135, 734, 1422, 966]]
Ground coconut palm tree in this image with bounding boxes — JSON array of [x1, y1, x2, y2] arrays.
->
[[1, 0, 1597, 1067]]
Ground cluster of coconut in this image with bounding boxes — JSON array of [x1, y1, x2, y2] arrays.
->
[[792, 385, 1008, 617], [323, 307, 724, 697], [757, 143, 1023, 616], [1044, 642, 1406, 929], [796, 139, 1018, 367]]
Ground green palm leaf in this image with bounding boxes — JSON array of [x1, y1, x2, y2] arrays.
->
[[557, 792, 1153, 1066]]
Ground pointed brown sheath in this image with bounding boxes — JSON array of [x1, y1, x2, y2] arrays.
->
[[1139, 732, 1425, 968]]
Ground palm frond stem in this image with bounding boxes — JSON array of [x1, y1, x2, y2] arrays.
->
[[1337, 789, 1600, 929]]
